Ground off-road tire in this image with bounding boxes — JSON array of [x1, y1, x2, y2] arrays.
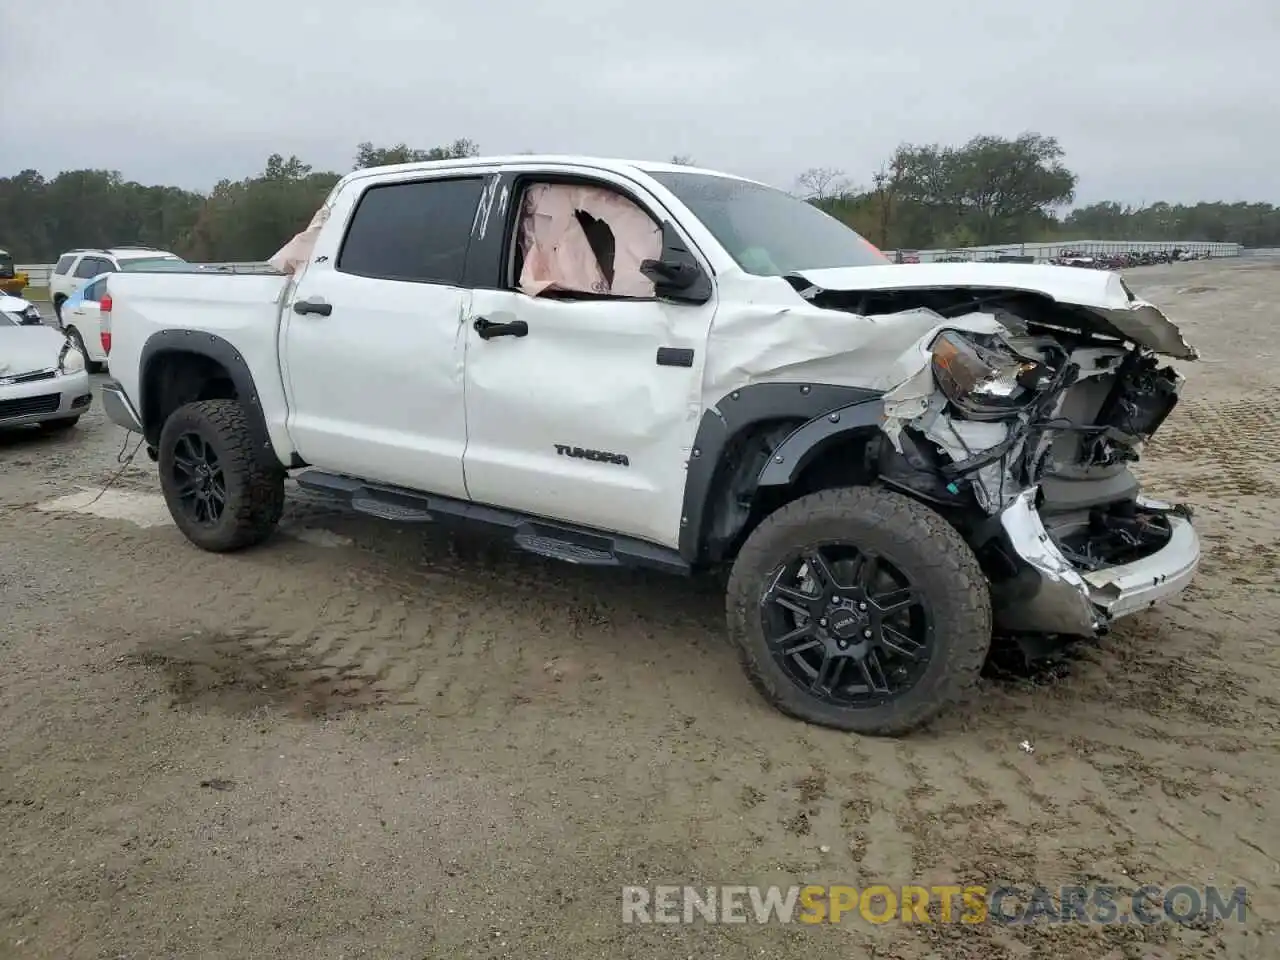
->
[[158, 399, 286, 553], [39, 417, 80, 433], [726, 485, 992, 736]]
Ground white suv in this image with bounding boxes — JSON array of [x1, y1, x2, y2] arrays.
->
[[50, 247, 183, 320]]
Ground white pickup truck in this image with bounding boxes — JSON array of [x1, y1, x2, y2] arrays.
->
[[98, 155, 1201, 735]]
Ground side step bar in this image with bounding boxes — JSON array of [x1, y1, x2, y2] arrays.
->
[[293, 470, 690, 576]]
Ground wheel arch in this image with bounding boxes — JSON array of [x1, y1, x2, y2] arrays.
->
[[139, 330, 279, 470], [678, 383, 884, 566]]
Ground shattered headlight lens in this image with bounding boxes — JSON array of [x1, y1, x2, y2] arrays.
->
[[58, 338, 85, 375], [930, 331, 1051, 421]]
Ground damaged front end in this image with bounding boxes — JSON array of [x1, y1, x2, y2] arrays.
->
[[873, 307, 1200, 638]]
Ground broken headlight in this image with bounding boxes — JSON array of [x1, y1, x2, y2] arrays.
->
[[930, 331, 1052, 421]]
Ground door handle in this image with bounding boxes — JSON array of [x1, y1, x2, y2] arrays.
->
[[473, 317, 528, 340], [293, 298, 332, 317]]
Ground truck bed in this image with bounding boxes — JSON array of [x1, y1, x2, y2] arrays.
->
[[105, 270, 293, 444]]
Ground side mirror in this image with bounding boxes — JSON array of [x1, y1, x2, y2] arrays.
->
[[640, 221, 713, 305]]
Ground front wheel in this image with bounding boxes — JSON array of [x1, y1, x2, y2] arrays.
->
[[726, 486, 992, 736], [157, 399, 285, 552]]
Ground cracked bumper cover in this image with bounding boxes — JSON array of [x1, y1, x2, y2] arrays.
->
[[994, 490, 1200, 635]]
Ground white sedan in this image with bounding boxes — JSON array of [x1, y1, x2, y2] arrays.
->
[[0, 295, 92, 432]]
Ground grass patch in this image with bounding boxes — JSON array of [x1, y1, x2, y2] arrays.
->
[[22, 285, 50, 302]]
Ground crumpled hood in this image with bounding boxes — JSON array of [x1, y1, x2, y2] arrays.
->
[[791, 262, 1198, 360], [0, 325, 68, 377]]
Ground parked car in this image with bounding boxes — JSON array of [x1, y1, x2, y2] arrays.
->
[[0, 291, 44, 325], [49, 246, 184, 321], [57, 273, 111, 373], [97, 155, 1201, 735], [0, 300, 91, 432]]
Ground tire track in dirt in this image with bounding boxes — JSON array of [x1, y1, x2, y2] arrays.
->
[[6, 309, 1278, 957], [13, 494, 1271, 959]]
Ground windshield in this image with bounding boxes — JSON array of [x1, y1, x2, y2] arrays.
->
[[0, 311, 21, 326], [118, 256, 186, 271], [647, 171, 889, 276]]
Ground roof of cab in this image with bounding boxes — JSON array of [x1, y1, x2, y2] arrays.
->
[[338, 155, 769, 190]]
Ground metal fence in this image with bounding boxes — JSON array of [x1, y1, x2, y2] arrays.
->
[[13, 239, 1244, 293], [882, 240, 1240, 263]]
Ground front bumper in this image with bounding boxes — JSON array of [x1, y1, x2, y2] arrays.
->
[[993, 489, 1200, 636], [0, 369, 92, 428], [101, 379, 144, 433]]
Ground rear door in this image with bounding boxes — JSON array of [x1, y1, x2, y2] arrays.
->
[[63, 275, 108, 361], [461, 166, 716, 548], [280, 169, 495, 500]]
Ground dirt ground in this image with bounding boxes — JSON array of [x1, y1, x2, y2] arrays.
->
[[1, 259, 1277, 959]]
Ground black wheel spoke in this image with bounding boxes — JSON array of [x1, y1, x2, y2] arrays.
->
[[772, 624, 820, 656], [810, 653, 847, 694], [857, 649, 891, 695], [171, 431, 228, 527], [853, 553, 879, 591], [872, 586, 917, 616], [804, 550, 843, 592], [880, 625, 925, 661], [768, 579, 820, 617]]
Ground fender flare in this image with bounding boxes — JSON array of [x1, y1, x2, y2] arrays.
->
[[677, 382, 882, 563], [756, 397, 886, 488], [139, 329, 280, 469]]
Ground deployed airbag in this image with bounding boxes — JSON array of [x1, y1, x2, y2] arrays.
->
[[269, 206, 330, 276], [518, 183, 662, 298]]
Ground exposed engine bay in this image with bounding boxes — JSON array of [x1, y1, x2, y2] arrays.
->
[[815, 286, 1189, 576]]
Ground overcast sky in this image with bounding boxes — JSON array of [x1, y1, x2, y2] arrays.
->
[[3, 0, 1277, 206]]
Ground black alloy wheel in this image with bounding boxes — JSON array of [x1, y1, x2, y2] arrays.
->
[[171, 431, 227, 526], [761, 543, 932, 706], [157, 399, 285, 552], [725, 486, 992, 735]]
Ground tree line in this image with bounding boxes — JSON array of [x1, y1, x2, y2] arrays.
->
[[2, 133, 1277, 264]]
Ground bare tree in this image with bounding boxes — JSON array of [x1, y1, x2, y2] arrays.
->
[[869, 156, 906, 248], [795, 166, 849, 201], [669, 154, 696, 166]]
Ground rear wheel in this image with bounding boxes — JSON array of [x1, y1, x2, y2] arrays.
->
[[53, 296, 66, 324], [726, 486, 992, 736], [157, 399, 285, 552]]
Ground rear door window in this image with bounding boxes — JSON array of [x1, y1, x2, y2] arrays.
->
[[74, 257, 109, 279], [337, 177, 485, 285]]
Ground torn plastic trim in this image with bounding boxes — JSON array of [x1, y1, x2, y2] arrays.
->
[[995, 488, 1201, 635], [997, 488, 1103, 636]]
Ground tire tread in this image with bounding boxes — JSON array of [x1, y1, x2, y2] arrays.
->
[[158, 399, 285, 552], [726, 485, 992, 736]]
